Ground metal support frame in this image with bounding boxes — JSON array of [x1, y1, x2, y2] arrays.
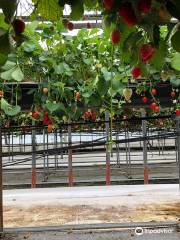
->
[[176, 116, 180, 190], [31, 121, 36, 188], [0, 127, 3, 233], [68, 118, 73, 187], [105, 112, 111, 185], [142, 109, 149, 184]]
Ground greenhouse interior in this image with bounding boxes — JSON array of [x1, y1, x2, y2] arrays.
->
[[0, 0, 180, 239]]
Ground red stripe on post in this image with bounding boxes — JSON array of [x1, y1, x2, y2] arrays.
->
[[31, 167, 36, 188], [144, 166, 149, 184], [106, 163, 111, 185]]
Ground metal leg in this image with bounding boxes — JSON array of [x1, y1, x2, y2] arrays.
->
[[68, 118, 73, 187], [142, 110, 149, 184], [31, 122, 36, 188], [176, 116, 180, 190], [105, 112, 111, 185]]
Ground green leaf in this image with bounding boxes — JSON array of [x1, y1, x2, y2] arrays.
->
[[6, 105, 21, 116], [11, 66, 24, 82], [70, 0, 84, 20], [150, 40, 167, 70], [1, 60, 16, 70], [84, 0, 98, 8], [45, 102, 62, 113], [0, 53, 8, 66], [0, 13, 9, 30], [22, 41, 36, 53], [171, 52, 180, 71], [32, 0, 63, 21], [101, 67, 111, 81], [0, 98, 21, 116], [0, 32, 10, 55], [0, 0, 17, 22], [0, 67, 15, 80], [170, 77, 180, 87], [171, 30, 180, 52], [97, 77, 109, 96]]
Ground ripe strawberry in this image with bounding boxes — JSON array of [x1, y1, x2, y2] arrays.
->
[[87, 22, 91, 29], [154, 105, 160, 112], [91, 110, 97, 121], [118, 2, 137, 27], [0, 90, 4, 98], [142, 96, 148, 103], [138, 0, 152, 14], [131, 66, 142, 79], [43, 112, 51, 125], [103, 0, 114, 11], [140, 44, 155, 63], [151, 88, 157, 95], [67, 22, 74, 31], [176, 109, 180, 116], [150, 102, 156, 109], [111, 29, 121, 45], [75, 91, 81, 101], [32, 111, 38, 119], [12, 19, 25, 34], [84, 111, 91, 119], [171, 91, 176, 98]]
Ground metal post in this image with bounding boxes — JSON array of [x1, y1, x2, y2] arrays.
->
[[105, 112, 111, 185], [176, 115, 180, 190], [31, 122, 36, 188], [60, 130, 63, 159], [0, 127, 3, 233], [68, 117, 73, 187], [142, 109, 149, 184], [116, 128, 120, 166]]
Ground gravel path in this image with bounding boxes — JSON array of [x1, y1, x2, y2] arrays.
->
[[1, 230, 180, 240]]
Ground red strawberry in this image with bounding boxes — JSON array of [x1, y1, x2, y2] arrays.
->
[[103, 0, 114, 11], [176, 109, 180, 116], [111, 29, 121, 45], [118, 2, 137, 27], [140, 44, 155, 63], [87, 22, 91, 29], [43, 112, 51, 125], [91, 110, 97, 121], [150, 102, 156, 109], [151, 88, 157, 95], [32, 111, 38, 119], [67, 22, 74, 31], [12, 19, 25, 34], [154, 105, 160, 112], [142, 96, 148, 103], [138, 0, 152, 14], [131, 66, 142, 79], [171, 91, 176, 97]]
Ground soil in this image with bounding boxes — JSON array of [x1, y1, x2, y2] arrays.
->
[[4, 202, 180, 228]]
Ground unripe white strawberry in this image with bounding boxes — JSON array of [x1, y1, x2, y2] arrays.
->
[[123, 88, 132, 101]]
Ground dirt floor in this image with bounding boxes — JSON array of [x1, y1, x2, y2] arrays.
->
[[4, 202, 180, 228]]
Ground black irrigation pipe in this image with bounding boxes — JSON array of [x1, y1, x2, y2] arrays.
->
[[0, 115, 173, 132], [2, 132, 179, 159]]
